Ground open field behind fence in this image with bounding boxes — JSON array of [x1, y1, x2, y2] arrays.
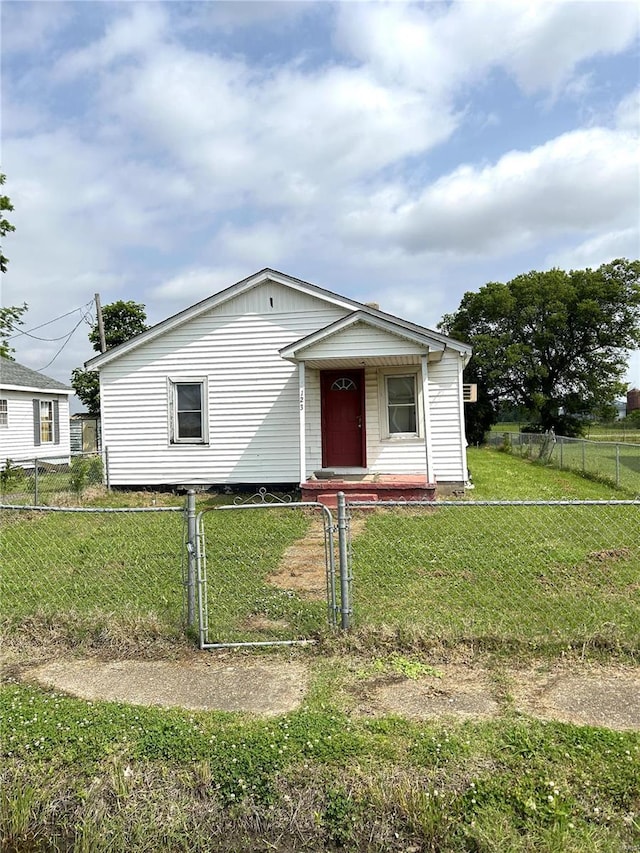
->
[[2, 495, 639, 656], [487, 431, 640, 494]]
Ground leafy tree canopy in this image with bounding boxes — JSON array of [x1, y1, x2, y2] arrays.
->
[[439, 259, 640, 440], [0, 172, 15, 275], [0, 303, 28, 360], [72, 300, 148, 415], [89, 300, 148, 353]]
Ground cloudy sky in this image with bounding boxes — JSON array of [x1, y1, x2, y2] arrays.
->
[[2, 0, 639, 401]]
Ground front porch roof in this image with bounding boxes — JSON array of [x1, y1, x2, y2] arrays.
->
[[279, 311, 450, 368]]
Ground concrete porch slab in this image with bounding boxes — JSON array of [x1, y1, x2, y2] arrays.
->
[[301, 475, 436, 506]]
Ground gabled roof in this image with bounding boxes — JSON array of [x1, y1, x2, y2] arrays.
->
[[279, 311, 446, 360], [86, 268, 471, 369], [0, 355, 73, 394]]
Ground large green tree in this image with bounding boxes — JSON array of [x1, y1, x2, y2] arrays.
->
[[72, 300, 148, 415], [0, 303, 28, 360], [439, 259, 640, 440], [0, 172, 15, 274], [0, 172, 28, 360]]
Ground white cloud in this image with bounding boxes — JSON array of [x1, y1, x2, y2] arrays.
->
[[97, 42, 457, 213], [546, 228, 640, 271], [53, 4, 169, 80], [0, 1, 74, 55], [616, 87, 640, 132], [151, 266, 251, 305], [335, 1, 640, 97], [341, 125, 639, 256], [3, 1, 639, 389]]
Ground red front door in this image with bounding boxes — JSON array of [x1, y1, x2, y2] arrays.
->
[[321, 370, 365, 468]]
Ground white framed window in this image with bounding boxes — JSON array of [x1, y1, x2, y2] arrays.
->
[[379, 369, 421, 439], [168, 378, 208, 444], [0, 399, 7, 427], [32, 398, 60, 446], [40, 401, 53, 443]]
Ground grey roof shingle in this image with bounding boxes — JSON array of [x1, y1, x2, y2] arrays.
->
[[0, 355, 72, 391]]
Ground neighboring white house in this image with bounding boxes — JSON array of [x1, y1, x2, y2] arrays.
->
[[0, 356, 73, 466], [86, 269, 472, 498]]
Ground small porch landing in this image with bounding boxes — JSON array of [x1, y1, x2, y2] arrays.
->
[[301, 474, 436, 508]]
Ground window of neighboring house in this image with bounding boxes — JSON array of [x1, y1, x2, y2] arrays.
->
[[0, 399, 7, 427], [385, 374, 419, 437], [40, 400, 53, 443], [169, 379, 208, 444], [32, 398, 60, 446]]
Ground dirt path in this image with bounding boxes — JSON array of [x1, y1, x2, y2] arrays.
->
[[266, 516, 366, 599]]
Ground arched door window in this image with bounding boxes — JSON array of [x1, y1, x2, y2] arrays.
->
[[331, 377, 357, 391]]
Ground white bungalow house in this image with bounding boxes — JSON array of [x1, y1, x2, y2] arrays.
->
[[0, 355, 73, 467], [86, 269, 472, 501]]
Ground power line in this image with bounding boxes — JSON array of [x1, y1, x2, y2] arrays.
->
[[16, 329, 81, 343], [7, 300, 95, 340], [36, 306, 94, 372]]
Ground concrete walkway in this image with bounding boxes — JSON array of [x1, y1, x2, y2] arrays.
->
[[25, 656, 640, 731]]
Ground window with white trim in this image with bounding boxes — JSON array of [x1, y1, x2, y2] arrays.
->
[[40, 400, 53, 443], [169, 379, 208, 444], [0, 399, 7, 427], [379, 370, 421, 439], [32, 398, 60, 446]]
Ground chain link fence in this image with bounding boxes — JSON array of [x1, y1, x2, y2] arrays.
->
[[196, 496, 338, 647], [0, 451, 107, 506], [0, 504, 186, 643], [347, 499, 640, 654], [487, 431, 640, 494], [2, 489, 638, 656]]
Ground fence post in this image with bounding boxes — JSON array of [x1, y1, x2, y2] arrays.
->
[[582, 440, 586, 473], [337, 491, 351, 630], [559, 436, 563, 469], [615, 444, 620, 488], [186, 489, 197, 629], [34, 458, 39, 506]]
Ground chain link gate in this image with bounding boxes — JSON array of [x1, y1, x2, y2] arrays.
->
[[194, 490, 341, 649]]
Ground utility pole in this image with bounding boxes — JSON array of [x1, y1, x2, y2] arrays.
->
[[95, 293, 107, 353]]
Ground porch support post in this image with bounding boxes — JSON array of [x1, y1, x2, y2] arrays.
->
[[421, 355, 434, 483], [298, 361, 306, 483]]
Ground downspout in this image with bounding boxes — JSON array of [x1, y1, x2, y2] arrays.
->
[[420, 354, 434, 484], [298, 361, 306, 484]]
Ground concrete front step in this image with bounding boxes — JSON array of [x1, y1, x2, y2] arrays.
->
[[301, 478, 436, 507]]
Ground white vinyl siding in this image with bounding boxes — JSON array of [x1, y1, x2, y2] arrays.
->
[[297, 321, 425, 361], [99, 284, 347, 485], [0, 390, 71, 466], [427, 350, 468, 482]]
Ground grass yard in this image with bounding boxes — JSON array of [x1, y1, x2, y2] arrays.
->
[[493, 422, 640, 444], [350, 502, 639, 655], [465, 447, 635, 500], [347, 448, 639, 656], [1, 669, 639, 852], [1, 449, 637, 653], [198, 508, 329, 643], [0, 505, 327, 649], [2, 452, 639, 851]]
